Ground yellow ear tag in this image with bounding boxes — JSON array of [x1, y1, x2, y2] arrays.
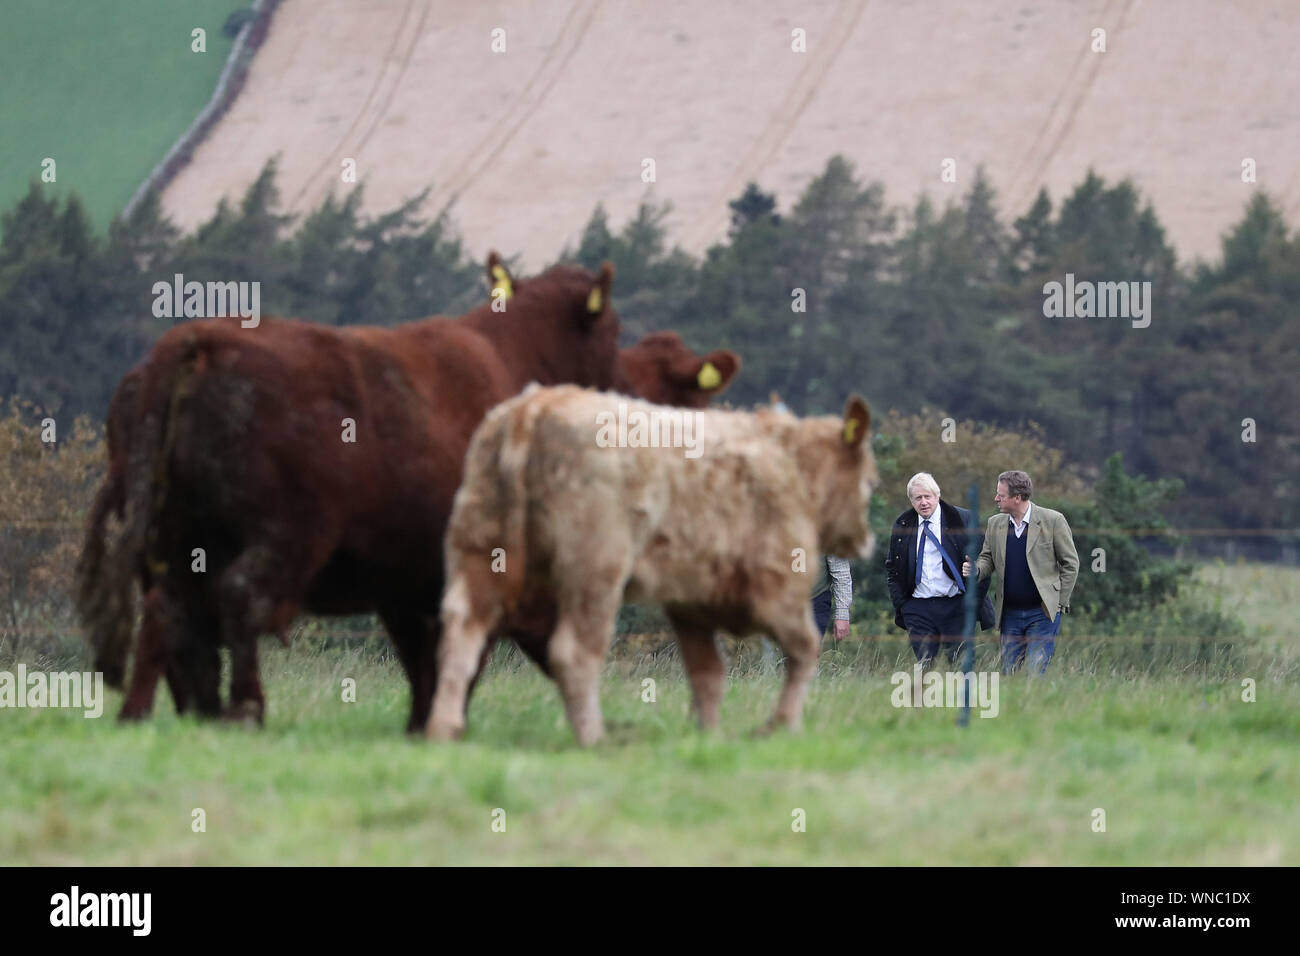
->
[[491, 265, 513, 299], [843, 418, 859, 443], [697, 361, 722, 390], [586, 287, 603, 313]]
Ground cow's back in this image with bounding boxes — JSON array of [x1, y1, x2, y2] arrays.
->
[[462, 386, 823, 612], [141, 315, 521, 606]]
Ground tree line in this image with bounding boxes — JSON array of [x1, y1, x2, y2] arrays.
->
[[1, 156, 1296, 553]]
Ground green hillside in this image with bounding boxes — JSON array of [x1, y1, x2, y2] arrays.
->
[[0, 0, 246, 230]]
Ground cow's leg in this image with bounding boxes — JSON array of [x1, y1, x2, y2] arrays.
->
[[163, 655, 189, 715], [547, 615, 608, 747], [427, 567, 501, 741], [215, 547, 278, 725], [667, 610, 726, 732], [120, 586, 173, 720], [226, 594, 301, 726], [466, 638, 496, 709], [758, 601, 821, 733], [549, 583, 625, 747], [543, 540, 630, 746], [122, 585, 219, 720], [218, 539, 323, 725], [225, 633, 264, 725], [380, 607, 442, 734], [431, 619, 500, 730], [171, 608, 222, 719]]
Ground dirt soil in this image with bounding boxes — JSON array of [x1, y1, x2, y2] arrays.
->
[[161, 0, 1300, 269]]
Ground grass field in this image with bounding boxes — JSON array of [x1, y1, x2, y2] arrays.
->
[[2, 563, 1297, 865], [1197, 562, 1300, 658], [0, 0, 244, 229]]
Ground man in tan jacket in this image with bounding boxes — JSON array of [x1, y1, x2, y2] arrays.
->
[[962, 470, 1079, 674]]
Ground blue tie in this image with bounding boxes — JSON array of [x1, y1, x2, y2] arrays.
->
[[915, 517, 966, 594]]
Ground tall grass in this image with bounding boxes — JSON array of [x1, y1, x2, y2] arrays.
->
[[2, 563, 1294, 865]]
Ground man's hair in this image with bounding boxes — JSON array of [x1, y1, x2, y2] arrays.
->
[[906, 471, 941, 501], [997, 470, 1033, 500]]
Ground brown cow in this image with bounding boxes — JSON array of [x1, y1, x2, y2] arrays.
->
[[613, 330, 740, 409], [428, 385, 877, 746], [76, 257, 738, 728], [78, 255, 620, 729]]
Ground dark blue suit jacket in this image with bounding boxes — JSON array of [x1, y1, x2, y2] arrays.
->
[[884, 499, 996, 631]]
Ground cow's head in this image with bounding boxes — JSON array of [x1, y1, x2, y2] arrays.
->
[[484, 253, 621, 391], [615, 331, 741, 407], [807, 395, 878, 561]]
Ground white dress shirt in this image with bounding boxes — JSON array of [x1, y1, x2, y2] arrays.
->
[[913, 511, 959, 598], [1009, 501, 1034, 539]]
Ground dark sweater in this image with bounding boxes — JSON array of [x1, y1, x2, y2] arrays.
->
[[1003, 525, 1040, 609]]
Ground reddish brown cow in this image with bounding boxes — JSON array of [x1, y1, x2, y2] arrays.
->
[[78, 255, 620, 729], [77, 257, 740, 729], [613, 331, 740, 409]]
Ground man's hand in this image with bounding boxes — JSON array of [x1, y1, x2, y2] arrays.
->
[[961, 559, 971, 577], [833, 619, 850, 641]]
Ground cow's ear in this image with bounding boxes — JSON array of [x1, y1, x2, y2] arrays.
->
[[585, 261, 614, 317], [841, 395, 871, 448], [692, 349, 741, 393], [487, 251, 513, 300]]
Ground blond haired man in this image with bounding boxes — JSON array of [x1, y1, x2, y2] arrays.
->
[[885, 472, 994, 664]]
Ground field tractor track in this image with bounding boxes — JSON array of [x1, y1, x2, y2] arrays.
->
[[1006, 0, 1133, 213], [685, 0, 870, 251], [290, 0, 431, 214], [430, 0, 601, 215]]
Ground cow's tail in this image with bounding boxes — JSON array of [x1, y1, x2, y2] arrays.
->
[[490, 387, 550, 613], [74, 470, 134, 688], [75, 339, 199, 686]]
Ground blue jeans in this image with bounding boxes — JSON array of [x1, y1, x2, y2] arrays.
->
[[1000, 606, 1061, 674]]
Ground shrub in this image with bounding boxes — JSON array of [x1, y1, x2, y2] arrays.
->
[[0, 398, 104, 663]]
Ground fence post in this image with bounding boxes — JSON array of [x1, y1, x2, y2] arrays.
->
[[958, 483, 980, 727]]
